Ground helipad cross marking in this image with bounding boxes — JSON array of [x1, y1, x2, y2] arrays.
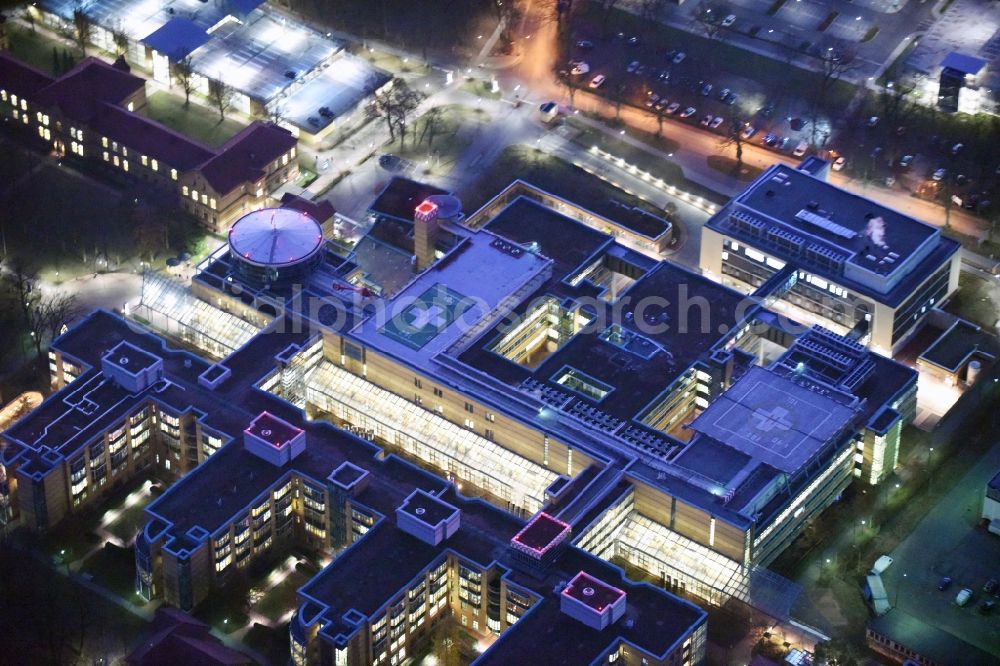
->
[[408, 304, 447, 329], [751, 406, 793, 433]]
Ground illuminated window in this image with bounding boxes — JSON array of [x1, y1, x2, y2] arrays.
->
[[127, 101, 134, 112], [255, 187, 264, 197], [151, 159, 158, 171], [102, 136, 108, 148], [170, 168, 177, 180], [122, 159, 129, 172], [0, 90, 6, 102], [141, 155, 148, 166], [191, 189, 199, 202], [122, 147, 128, 157], [103, 151, 109, 161], [201, 194, 208, 205], [113, 155, 120, 166], [21, 99, 28, 111], [182, 185, 189, 196], [209, 198, 217, 210]]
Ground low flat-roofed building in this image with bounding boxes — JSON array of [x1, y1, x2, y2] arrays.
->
[[701, 163, 961, 356], [917, 319, 998, 388], [867, 608, 997, 665], [983, 469, 1000, 536]]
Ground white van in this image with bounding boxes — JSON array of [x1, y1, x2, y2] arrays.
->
[[793, 141, 808, 157]]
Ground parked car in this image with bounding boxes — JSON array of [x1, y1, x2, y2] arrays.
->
[[576, 39, 594, 50], [570, 61, 590, 75], [718, 87, 731, 101], [700, 114, 713, 126], [710, 116, 724, 129], [666, 101, 681, 114], [984, 578, 997, 594], [793, 141, 808, 157], [725, 92, 738, 106], [932, 168, 946, 181], [741, 124, 756, 139], [700, 83, 713, 96], [673, 52, 686, 64], [680, 106, 696, 118], [627, 60, 641, 74], [938, 576, 953, 591], [627, 35, 640, 47], [899, 154, 914, 168], [952, 142, 964, 155], [956, 588, 973, 606], [867, 116, 879, 127], [778, 137, 791, 150], [833, 156, 846, 171], [980, 600, 996, 615], [760, 102, 775, 117], [722, 14, 737, 27], [658, 70, 671, 82], [763, 133, 778, 147], [589, 74, 606, 89]]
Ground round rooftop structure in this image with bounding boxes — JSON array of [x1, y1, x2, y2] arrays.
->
[[227, 208, 325, 289]]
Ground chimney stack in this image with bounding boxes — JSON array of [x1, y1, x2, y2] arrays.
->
[[413, 199, 440, 271]]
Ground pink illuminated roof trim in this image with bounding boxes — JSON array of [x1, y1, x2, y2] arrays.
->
[[415, 200, 438, 216], [510, 511, 571, 559], [244, 411, 303, 449]]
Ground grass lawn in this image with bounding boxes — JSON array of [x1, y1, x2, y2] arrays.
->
[[358, 47, 428, 75], [244, 624, 291, 665], [707, 155, 764, 182], [254, 569, 312, 621], [81, 543, 139, 599], [461, 145, 669, 224], [384, 104, 485, 175], [942, 273, 999, 329], [459, 78, 502, 100], [144, 91, 246, 148], [565, 118, 726, 204], [104, 497, 154, 545], [7, 25, 77, 75]]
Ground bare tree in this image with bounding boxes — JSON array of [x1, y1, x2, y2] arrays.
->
[[208, 76, 233, 121], [171, 57, 196, 107], [491, 0, 522, 52], [808, 43, 859, 147], [418, 106, 446, 147], [600, 0, 622, 27], [692, 2, 731, 41], [373, 79, 422, 145], [112, 28, 129, 56], [610, 81, 628, 123], [718, 110, 745, 170], [72, 8, 92, 56]]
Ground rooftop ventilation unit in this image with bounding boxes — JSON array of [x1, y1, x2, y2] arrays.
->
[[795, 209, 857, 240]]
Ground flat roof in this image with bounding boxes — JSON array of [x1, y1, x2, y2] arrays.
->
[[920, 320, 997, 372], [688, 366, 858, 474], [398, 489, 458, 527], [562, 570, 625, 612], [737, 165, 937, 268], [354, 232, 552, 365], [141, 17, 211, 60], [245, 411, 302, 448], [485, 197, 612, 276], [511, 512, 572, 555], [867, 608, 997, 666], [710, 164, 960, 304], [368, 177, 448, 223], [104, 340, 161, 374], [941, 52, 987, 75]]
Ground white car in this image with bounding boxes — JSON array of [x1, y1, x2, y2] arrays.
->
[[932, 167, 946, 181], [570, 61, 590, 76], [680, 106, 696, 118], [666, 101, 681, 114], [722, 14, 736, 27], [709, 116, 724, 129], [741, 124, 756, 139], [956, 588, 973, 606], [832, 156, 846, 171], [793, 141, 808, 157], [673, 52, 686, 64], [589, 74, 606, 89]]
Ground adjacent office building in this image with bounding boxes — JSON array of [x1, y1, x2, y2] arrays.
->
[[700, 164, 961, 356]]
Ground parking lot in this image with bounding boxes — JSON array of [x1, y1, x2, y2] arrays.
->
[[882, 436, 1000, 655], [561, 21, 847, 156]]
